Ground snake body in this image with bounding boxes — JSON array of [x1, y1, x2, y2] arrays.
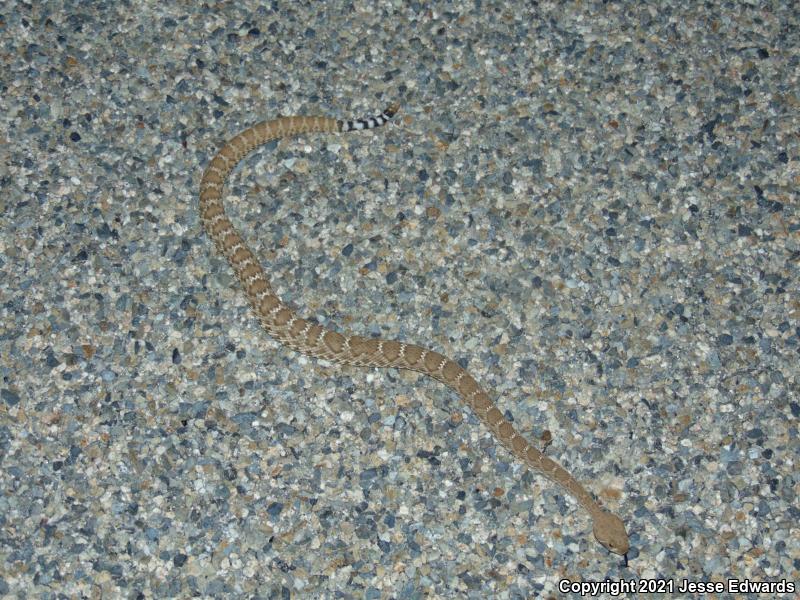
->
[[199, 105, 629, 558]]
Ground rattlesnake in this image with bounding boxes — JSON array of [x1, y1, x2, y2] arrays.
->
[[199, 105, 630, 560]]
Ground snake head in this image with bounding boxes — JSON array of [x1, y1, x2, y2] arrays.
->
[[592, 511, 630, 557]]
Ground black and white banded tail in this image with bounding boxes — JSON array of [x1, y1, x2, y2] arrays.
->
[[339, 105, 398, 132]]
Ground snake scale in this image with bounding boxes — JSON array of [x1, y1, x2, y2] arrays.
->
[[199, 105, 630, 559]]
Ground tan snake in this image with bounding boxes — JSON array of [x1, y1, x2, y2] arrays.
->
[[199, 105, 630, 560]]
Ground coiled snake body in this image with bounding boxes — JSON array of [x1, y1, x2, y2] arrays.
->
[[199, 105, 630, 559]]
